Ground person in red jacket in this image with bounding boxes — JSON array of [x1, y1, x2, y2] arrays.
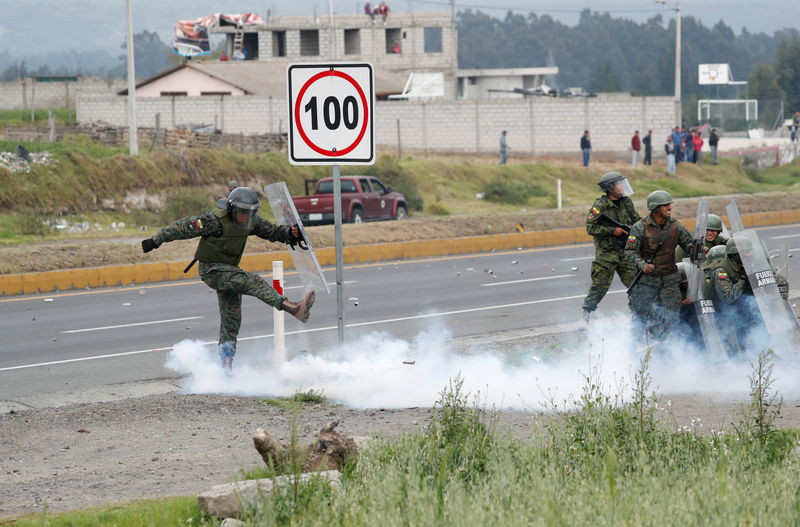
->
[[631, 131, 641, 167], [693, 130, 704, 165]]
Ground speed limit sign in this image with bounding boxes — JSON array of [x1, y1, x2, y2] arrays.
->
[[287, 63, 375, 165]]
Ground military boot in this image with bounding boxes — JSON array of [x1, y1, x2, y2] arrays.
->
[[280, 290, 315, 323]]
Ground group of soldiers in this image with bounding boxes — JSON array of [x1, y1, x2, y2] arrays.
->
[[582, 172, 789, 355]]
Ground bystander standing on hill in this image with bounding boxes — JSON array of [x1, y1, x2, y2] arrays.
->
[[709, 129, 719, 165], [671, 126, 682, 165], [665, 135, 676, 174], [791, 112, 799, 143], [643, 130, 653, 165], [693, 130, 704, 165], [681, 126, 691, 163], [631, 131, 641, 167], [499, 130, 509, 165], [581, 130, 591, 167]]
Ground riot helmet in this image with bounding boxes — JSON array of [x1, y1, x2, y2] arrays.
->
[[226, 187, 260, 230], [726, 237, 753, 268], [706, 214, 723, 231], [704, 245, 727, 270], [646, 190, 673, 211], [598, 172, 634, 198]]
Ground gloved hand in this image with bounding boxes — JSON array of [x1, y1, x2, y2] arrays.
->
[[141, 238, 157, 253]]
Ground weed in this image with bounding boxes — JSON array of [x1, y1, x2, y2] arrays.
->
[[162, 189, 215, 223], [481, 176, 549, 205], [426, 201, 450, 215]]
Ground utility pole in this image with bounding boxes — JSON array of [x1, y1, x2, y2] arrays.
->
[[329, 0, 336, 58], [126, 0, 138, 156], [675, 1, 681, 125]]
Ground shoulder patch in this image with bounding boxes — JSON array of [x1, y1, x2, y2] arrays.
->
[[192, 219, 204, 231], [589, 206, 600, 218], [626, 235, 637, 244], [716, 271, 728, 281]]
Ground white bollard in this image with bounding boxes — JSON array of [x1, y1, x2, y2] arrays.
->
[[557, 179, 562, 210], [272, 261, 286, 366]]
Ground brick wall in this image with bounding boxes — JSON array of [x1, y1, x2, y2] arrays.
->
[[77, 93, 677, 155]]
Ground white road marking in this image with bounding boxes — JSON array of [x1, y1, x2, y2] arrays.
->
[[481, 275, 573, 287], [771, 234, 800, 240], [62, 317, 203, 334], [560, 256, 595, 261], [1, 290, 626, 372]]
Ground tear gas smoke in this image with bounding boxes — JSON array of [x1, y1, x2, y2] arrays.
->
[[165, 311, 800, 410]]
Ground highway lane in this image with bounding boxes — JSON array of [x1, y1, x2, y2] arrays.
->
[[1, 223, 798, 402]]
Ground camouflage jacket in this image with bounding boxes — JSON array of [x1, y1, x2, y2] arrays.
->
[[152, 211, 293, 271], [705, 260, 751, 305], [586, 195, 641, 253]]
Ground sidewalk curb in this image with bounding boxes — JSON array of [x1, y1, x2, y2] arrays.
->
[[2, 209, 799, 296]]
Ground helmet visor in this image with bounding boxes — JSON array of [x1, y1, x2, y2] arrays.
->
[[232, 204, 258, 230], [611, 178, 634, 198]]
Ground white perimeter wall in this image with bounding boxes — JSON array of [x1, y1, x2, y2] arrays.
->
[[77, 93, 678, 155]]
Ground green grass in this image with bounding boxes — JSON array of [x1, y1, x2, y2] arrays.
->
[[0, 138, 798, 242], [0, 108, 74, 126], [12, 354, 800, 526], [9, 496, 203, 527]]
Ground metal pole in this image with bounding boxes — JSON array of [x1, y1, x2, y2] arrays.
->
[[674, 1, 681, 126], [126, 0, 138, 156], [272, 260, 286, 366], [328, 0, 336, 58], [333, 164, 345, 359], [396, 119, 402, 158]]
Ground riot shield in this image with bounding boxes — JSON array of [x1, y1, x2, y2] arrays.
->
[[725, 197, 745, 235], [264, 182, 331, 295], [686, 201, 710, 302], [731, 230, 799, 336], [687, 262, 729, 362]]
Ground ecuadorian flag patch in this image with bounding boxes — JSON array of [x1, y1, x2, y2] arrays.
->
[[192, 219, 204, 231], [589, 207, 600, 218], [716, 271, 728, 280], [627, 235, 637, 244]]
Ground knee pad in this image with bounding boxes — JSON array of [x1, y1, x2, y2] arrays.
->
[[218, 341, 236, 359]]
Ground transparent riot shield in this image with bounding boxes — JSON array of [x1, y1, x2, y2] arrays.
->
[[686, 201, 709, 302], [264, 182, 331, 295], [725, 197, 745, 235], [731, 230, 799, 336], [686, 263, 729, 362]]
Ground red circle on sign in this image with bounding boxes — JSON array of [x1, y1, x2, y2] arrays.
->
[[294, 69, 369, 157]]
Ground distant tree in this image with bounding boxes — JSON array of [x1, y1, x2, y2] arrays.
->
[[747, 62, 785, 101], [0, 61, 26, 81], [116, 30, 173, 79], [589, 55, 619, 93], [774, 36, 800, 112]]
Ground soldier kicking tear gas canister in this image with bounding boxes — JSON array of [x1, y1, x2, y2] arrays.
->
[[141, 186, 314, 372]]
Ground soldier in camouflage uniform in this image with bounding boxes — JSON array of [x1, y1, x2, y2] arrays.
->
[[624, 190, 694, 342], [141, 187, 314, 371], [674, 213, 728, 263], [703, 239, 767, 353], [582, 172, 641, 320]]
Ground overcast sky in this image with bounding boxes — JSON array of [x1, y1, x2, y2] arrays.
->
[[7, 0, 799, 56]]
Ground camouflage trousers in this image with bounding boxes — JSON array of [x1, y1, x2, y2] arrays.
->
[[627, 272, 682, 342], [582, 255, 637, 312], [199, 263, 287, 346]]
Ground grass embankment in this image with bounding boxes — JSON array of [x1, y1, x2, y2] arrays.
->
[[0, 136, 798, 244], [11, 352, 800, 526]]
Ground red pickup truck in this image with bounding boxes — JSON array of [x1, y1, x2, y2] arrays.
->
[[293, 176, 408, 225]]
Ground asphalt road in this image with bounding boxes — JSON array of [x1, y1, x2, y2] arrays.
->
[[1, 223, 798, 403]]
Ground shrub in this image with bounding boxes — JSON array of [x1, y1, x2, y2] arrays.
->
[[161, 189, 214, 222], [360, 154, 424, 211], [481, 176, 549, 205], [426, 202, 450, 216]]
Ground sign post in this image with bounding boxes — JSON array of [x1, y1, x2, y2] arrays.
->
[[287, 62, 375, 360]]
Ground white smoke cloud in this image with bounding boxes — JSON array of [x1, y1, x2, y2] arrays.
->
[[164, 310, 800, 410]]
